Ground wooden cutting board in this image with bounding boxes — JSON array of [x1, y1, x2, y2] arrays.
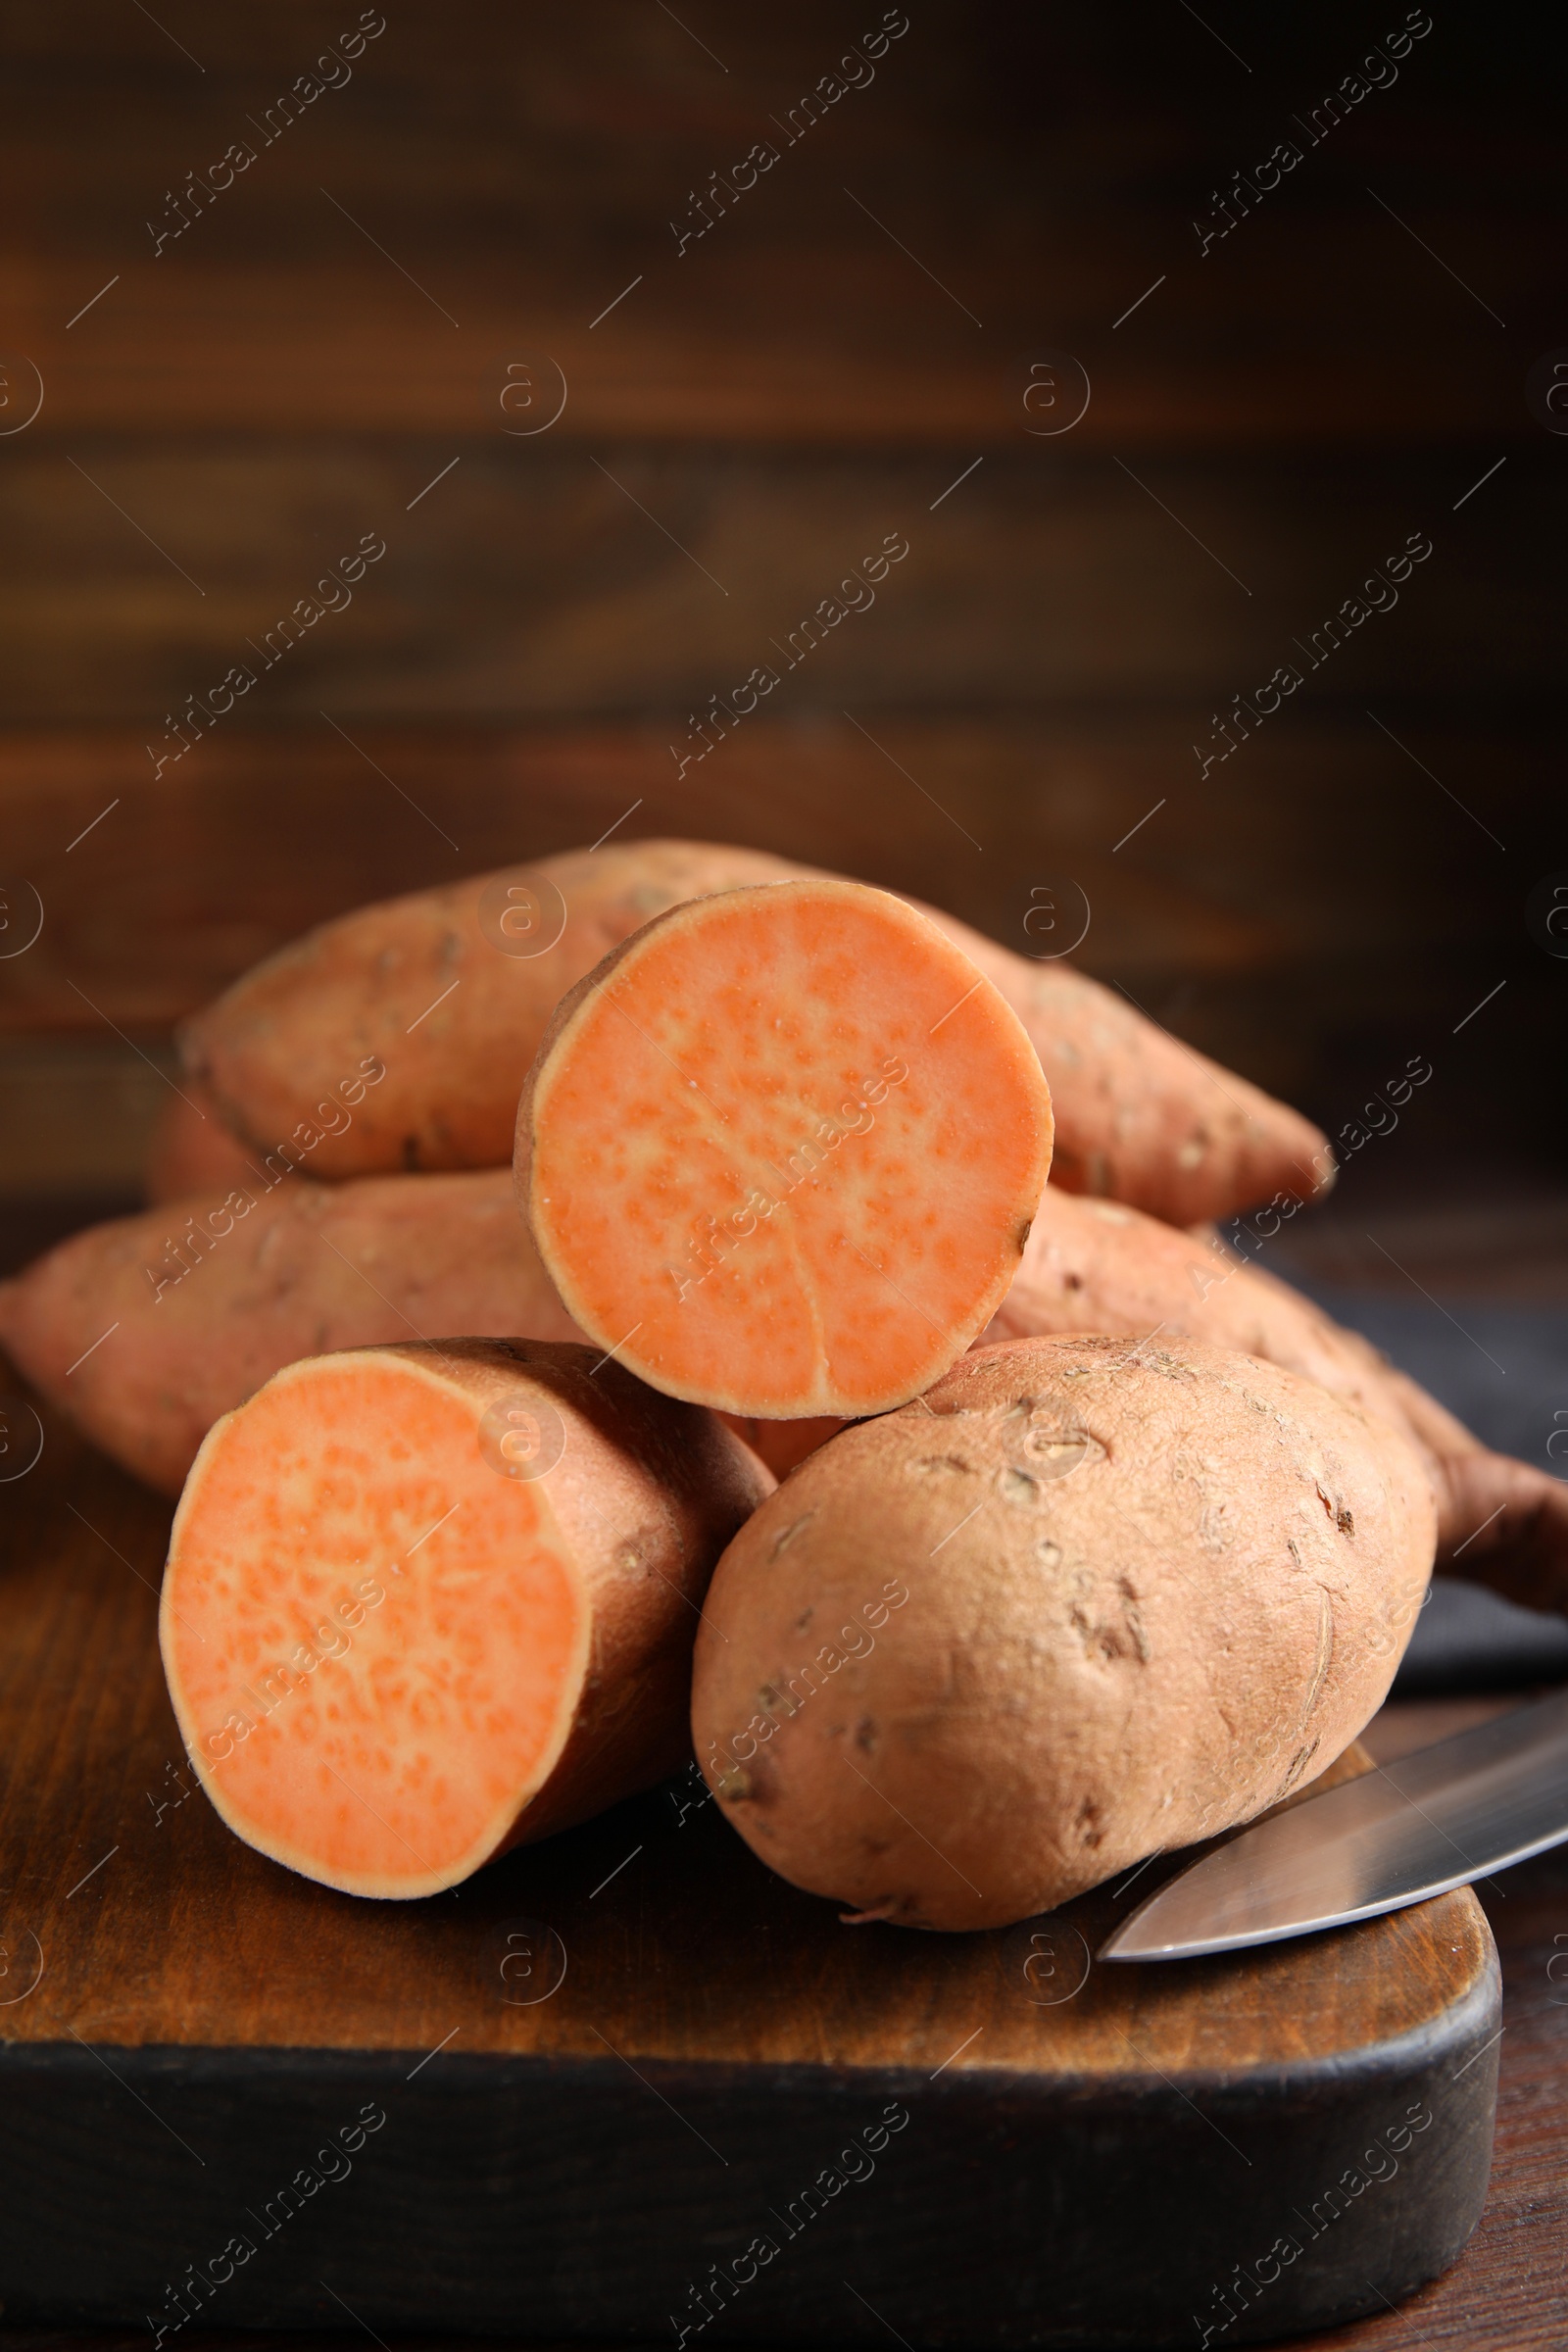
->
[[0, 1412, 1499, 2350]]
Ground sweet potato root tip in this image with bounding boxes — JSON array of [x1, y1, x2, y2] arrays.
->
[[163, 1339, 771, 1898], [691, 1334, 1437, 1932], [516, 879, 1054, 1420]]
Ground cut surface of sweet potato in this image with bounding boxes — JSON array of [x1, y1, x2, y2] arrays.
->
[[162, 1340, 769, 1898], [515, 879, 1054, 1419]]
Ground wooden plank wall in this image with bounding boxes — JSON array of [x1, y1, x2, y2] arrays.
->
[[0, 0, 1563, 1218]]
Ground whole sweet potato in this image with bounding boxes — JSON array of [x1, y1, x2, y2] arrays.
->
[[0, 1169, 579, 1494], [691, 1334, 1437, 1931], [144, 1086, 269, 1202], [179, 837, 1327, 1224]]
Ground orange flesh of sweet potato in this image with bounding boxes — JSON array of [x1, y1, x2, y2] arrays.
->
[[169, 1356, 584, 1895], [516, 880, 1054, 1418], [162, 1339, 770, 1898]]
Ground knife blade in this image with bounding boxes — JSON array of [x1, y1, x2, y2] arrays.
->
[[1100, 1688, 1568, 1961]]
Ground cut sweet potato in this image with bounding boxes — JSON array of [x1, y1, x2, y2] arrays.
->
[[180, 836, 1327, 1223], [0, 1170, 580, 1494], [515, 879, 1054, 1419], [162, 1339, 770, 1898]]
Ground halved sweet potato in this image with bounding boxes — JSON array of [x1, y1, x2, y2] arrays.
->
[[515, 879, 1054, 1419], [162, 1339, 770, 1898]]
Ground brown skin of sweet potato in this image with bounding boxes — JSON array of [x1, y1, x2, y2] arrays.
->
[[986, 1193, 1568, 1609], [691, 1334, 1437, 1932], [408, 1343, 773, 1848], [179, 837, 1327, 1225], [0, 1169, 580, 1495], [144, 1087, 270, 1203], [729, 1187, 1568, 1609]]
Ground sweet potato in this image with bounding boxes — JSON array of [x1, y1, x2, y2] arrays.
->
[[179, 836, 1327, 1224], [986, 1193, 1568, 1598], [178, 840, 749, 1184], [514, 878, 1054, 1419], [727, 1188, 1568, 1600], [0, 1169, 579, 1495], [163, 1339, 771, 1898], [921, 919, 1327, 1224], [691, 1334, 1436, 1931], [144, 1087, 268, 1202]]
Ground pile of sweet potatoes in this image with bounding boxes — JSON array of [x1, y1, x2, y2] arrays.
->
[[4, 837, 1560, 1921]]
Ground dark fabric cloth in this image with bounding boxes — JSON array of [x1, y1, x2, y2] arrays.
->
[[1284, 1283, 1568, 1692]]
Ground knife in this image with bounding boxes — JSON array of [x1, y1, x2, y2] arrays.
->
[[1101, 1688, 1568, 1961]]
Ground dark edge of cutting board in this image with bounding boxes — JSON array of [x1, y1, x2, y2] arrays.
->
[[0, 1916, 1500, 2348]]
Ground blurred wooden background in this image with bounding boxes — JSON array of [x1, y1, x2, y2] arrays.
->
[[1, 0, 1563, 1266]]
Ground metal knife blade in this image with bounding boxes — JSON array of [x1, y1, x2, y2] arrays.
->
[[1101, 1688, 1568, 1962]]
